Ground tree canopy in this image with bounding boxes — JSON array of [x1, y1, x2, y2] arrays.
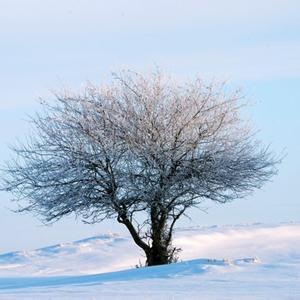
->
[[1, 71, 279, 265]]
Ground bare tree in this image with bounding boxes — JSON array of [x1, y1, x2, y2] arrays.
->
[[1, 71, 279, 266]]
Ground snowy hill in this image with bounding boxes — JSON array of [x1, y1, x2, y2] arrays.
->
[[0, 223, 299, 299]]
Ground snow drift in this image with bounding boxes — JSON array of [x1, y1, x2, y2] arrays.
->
[[0, 223, 299, 299]]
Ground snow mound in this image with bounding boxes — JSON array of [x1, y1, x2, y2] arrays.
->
[[0, 256, 261, 290], [0, 223, 299, 299], [0, 223, 299, 277]]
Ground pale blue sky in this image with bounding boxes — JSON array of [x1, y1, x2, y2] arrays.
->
[[0, 0, 299, 253]]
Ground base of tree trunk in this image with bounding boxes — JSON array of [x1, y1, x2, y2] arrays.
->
[[146, 246, 172, 266]]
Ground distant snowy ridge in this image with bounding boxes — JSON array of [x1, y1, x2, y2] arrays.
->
[[0, 222, 299, 277]]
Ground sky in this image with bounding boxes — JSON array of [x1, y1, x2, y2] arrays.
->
[[0, 0, 299, 253]]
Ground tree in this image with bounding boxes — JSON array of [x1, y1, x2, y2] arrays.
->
[[1, 71, 279, 266]]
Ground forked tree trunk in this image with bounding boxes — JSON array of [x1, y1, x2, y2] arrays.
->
[[118, 208, 175, 267]]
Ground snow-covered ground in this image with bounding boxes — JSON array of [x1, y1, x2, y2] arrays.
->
[[0, 223, 299, 299]]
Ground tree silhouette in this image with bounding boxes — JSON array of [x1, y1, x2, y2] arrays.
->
[[1, 71, 279, 266]]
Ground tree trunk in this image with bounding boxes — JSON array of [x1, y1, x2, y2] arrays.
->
[[145, 242, 170, 266], [118, 207, 175, 267], [146, 205, 171, 266]]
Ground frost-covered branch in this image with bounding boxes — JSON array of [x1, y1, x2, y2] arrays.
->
[[1, 70, 280, 266]]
